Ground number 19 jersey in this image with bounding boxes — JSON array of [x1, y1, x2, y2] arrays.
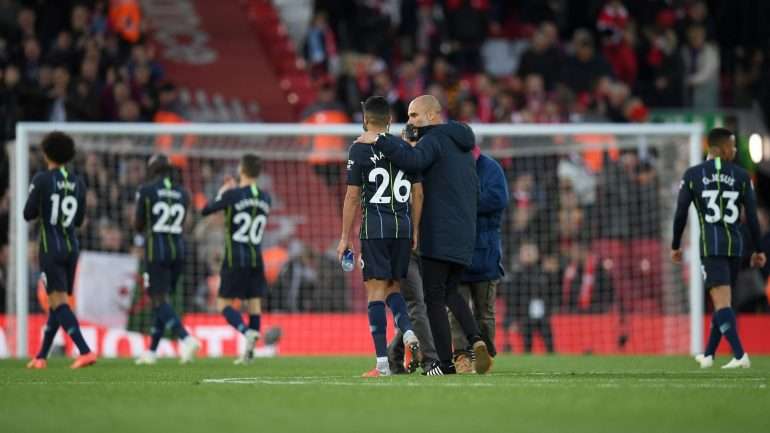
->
[[135, 177, 190, 264], [23, 168, 86, 257], [672, 157, 761, 257], [346, 141, 420, 240]]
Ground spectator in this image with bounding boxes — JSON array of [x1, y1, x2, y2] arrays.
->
[[472, 73, 497, 122], [637, 22, 684, 107], [503, 240, 555, 354], [682, 24, 719, 109], [48, 65, 70, 121], [560, 29, 613, 96], [677, 1, 715, 41], [97, 217, 126, 252], [444, 0, 489, 73], [396, 60, 425, 105], [271, 245, 349, 312], [0, 64, 21, 138], [517, 26, 562, 91], [118, 99, 141, 122], [560, 239, 614, 313], [301, 79, 346, 119], [19, 36, 41, 83], [12, 7, 37, 45], [45, 31, 76, 70], [304, 12, 338, 78]]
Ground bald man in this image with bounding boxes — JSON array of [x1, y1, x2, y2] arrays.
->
[[357, 95, 492, 376]]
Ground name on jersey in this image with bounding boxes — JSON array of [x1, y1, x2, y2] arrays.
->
[[369, 152, 386, 164], [234, 198, 270, 213], [702, 173, 735, 188], [57, 180, 76, 191], [157, 189, 182, 199]]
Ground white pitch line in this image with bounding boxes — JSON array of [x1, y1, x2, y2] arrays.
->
[[200, 377, 769, 389]]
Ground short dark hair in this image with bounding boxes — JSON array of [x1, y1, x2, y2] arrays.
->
[[240, 154, 262, 178], [707, 127, 734, 149], [147, 154, 172, 179], [41, 131, 76, 164], [362, 96, 391, 126]]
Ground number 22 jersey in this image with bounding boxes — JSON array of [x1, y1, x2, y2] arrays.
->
[[672, 157, 761, 257], [135, 177, 190, 264]]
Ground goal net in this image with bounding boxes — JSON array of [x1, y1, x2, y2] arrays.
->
[[5, 122, 703, 358]]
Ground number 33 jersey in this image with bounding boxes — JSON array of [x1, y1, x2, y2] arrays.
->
[[672, 157, 761, 257], [24, 168, 87, 257], [135, 177, 191, 264], [347, 141, 421, 240], [201, 184, 271, 269]]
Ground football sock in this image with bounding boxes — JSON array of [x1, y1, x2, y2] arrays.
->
[[222, 306, 248, 334], [36, 309, 60, 359], [149, 310, 165, 352], [385, 293, 413, 334], [367, 301, 388, 358], [248, 314, 261, 332], [54, 304, 91, 355], [157, 302, 189, 339], [703, 315, 721, 357], [376, 356, 390, 373], [715, 307, 744, 359]]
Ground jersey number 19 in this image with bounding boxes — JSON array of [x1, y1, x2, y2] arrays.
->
[[50, 194, 78, 227]]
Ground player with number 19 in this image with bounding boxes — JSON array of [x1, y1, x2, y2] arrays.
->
[[202, 154, 271, 364], [24, 132, 96, 369], [134, 154, 200, 365], [671, 127, 766, 369]]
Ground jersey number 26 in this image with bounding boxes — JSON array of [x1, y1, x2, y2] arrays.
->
[[369, 168, 411, 204]]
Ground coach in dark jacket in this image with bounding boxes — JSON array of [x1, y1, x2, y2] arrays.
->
[[356, 94, 491, 375], [450, 149, 508, 368]]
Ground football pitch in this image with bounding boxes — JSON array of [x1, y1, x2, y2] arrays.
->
[[1, 356, 769, 433]]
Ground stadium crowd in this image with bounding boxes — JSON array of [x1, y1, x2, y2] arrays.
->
[[307, 0, 769, 125]]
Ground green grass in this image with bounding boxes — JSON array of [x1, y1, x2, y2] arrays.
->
[[1, 356, 769, 433]]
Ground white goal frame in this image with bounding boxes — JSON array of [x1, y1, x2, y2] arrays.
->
[[9, 122, 703, 358]]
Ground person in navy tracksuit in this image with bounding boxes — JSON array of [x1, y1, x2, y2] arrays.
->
[[449, 147, 509, 372]]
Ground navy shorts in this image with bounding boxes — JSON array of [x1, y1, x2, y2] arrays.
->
[[219, 267, 267, 299], [701, 256, 741, 290], [360, 238, 412, 281], [40, 252, 78, 295], [144, 261, 183, 295]]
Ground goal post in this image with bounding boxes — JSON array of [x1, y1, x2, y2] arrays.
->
[[7, 121, 703, 358]]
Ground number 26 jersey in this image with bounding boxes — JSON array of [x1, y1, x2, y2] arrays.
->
[[347, 141, 421, 240]]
